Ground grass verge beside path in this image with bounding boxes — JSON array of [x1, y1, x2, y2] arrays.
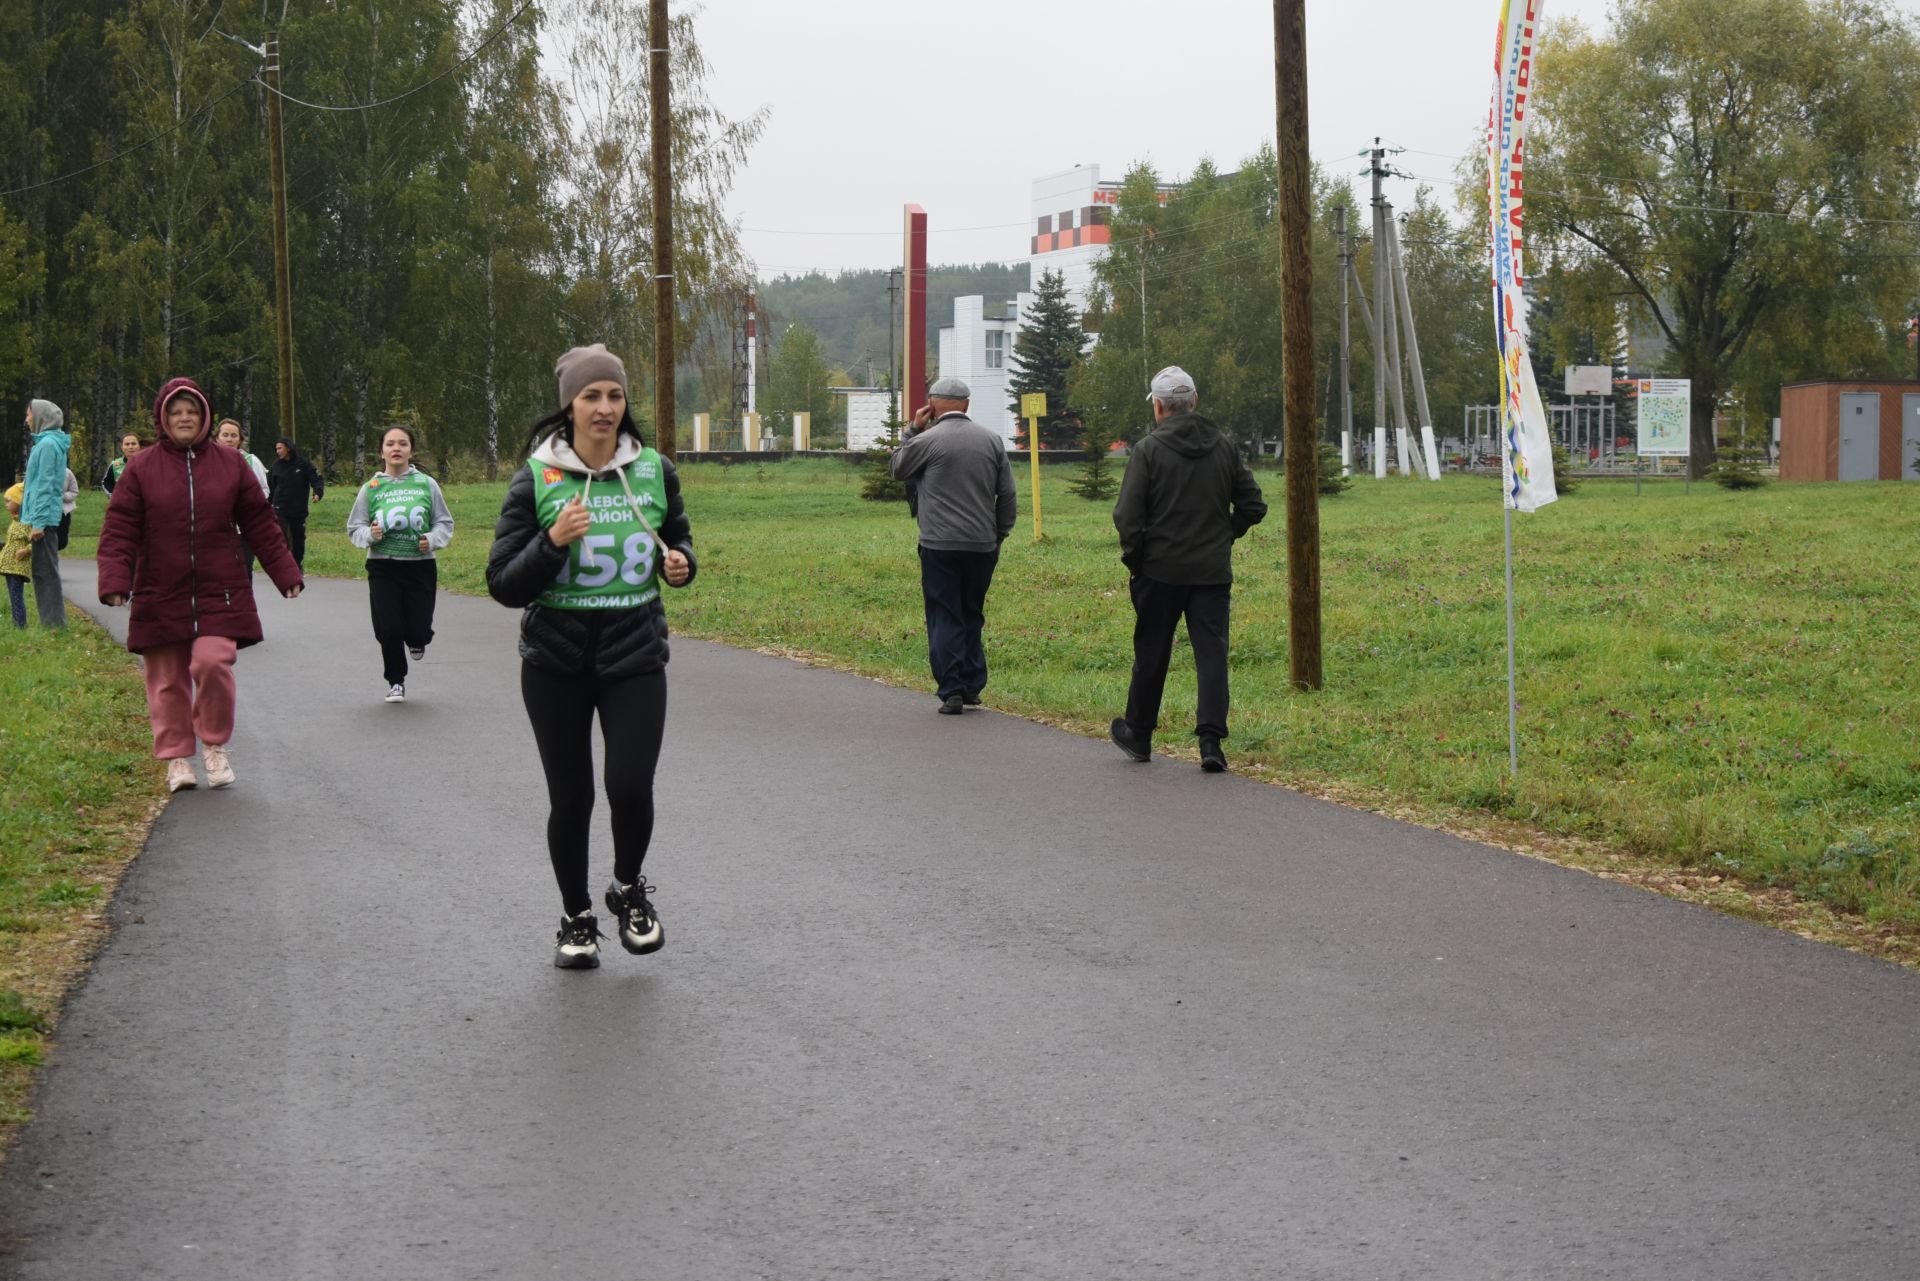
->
[[0, 616, 160, 1158], [64, 460, 1920, 960]]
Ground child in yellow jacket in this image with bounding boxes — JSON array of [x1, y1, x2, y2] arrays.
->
[[3, 482, 32, 629]]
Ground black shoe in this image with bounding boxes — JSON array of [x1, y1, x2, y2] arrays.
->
[[604, 879, 665, 955], [408, 645, 425, 661], [938, 694, 965, 715], [1199, 736, 1228, 773], [962, 692, 982, 706], [553, 910, 603, 969], [1109, 718, 1151, 762]]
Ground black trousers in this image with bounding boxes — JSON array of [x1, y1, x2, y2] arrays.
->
[[366, 558, 438, 686], [276, 512, 307, 566], [918, 545, 999, 700], [520, 661, 668, 917], [1123, 576, 1232, 742]]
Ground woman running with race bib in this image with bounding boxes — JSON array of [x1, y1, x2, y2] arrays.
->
[[486, 344, 694, 970], [346, 424, 454, 703]]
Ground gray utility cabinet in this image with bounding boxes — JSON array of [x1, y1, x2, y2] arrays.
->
[[1906, 394, 1920, 480], [1839, 392, 1880, 481]]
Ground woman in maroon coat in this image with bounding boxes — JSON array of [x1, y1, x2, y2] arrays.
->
[[97, 377, 304, 793]]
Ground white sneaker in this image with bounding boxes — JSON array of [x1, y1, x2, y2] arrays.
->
[[203, 744, 235, 788], [166, 758, 198, 793], [385, 683, 406, 703]]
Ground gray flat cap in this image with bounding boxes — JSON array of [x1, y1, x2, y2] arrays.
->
[[929, 376, 971, 400]]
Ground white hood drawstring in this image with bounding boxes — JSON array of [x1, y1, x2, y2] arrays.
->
[[578, 458, 668, 556]]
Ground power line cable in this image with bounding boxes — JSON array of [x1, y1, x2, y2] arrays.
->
[[0, 78, 254, 197], [258, 0, 537, 113]]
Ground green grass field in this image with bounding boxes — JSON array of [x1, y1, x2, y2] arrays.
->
[[0, 617, 159, 1143], [63, 459, 1920, 934]]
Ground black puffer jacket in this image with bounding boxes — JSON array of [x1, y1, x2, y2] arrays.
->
[[486, 448, 696, 679]]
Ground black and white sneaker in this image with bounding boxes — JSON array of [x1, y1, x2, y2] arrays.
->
[[553, 910, 603, 969], [385, 683, 406, 704], [408, 645, 425, 661], [604, 879, 664, 955]]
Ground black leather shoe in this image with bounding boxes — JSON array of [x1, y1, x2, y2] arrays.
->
[[938, 694, 965, 715], [1199, 737, 1228, 773], [962, 692, 982, 706], [1109, 718, 1151, 762]]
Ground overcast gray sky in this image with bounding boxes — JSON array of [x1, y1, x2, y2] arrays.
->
[[692, 0, 1622, 278]]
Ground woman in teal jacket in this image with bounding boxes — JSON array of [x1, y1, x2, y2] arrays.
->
[[20, 398, 70, 629]]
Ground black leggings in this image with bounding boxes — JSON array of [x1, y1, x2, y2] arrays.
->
[[520, 661, 668, 916], [367, 558, 438, 685]]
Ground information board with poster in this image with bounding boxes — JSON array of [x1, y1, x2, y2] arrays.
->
[[1635, 378, 1691, 456]]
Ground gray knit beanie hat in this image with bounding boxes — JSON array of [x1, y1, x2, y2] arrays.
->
[[555, 343, 628, 409]]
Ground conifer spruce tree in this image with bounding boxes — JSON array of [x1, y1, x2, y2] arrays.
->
[[1007, 269, 1090, 450]]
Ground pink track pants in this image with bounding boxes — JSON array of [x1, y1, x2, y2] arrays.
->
[[141, 636, 238, 760]]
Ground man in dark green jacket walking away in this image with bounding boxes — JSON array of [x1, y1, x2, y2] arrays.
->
[[1110, 366, 1266, 772]]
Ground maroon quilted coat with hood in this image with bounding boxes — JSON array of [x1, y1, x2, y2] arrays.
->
[[96, 377, 302, 653]]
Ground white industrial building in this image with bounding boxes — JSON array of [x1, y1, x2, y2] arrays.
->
[[937, 293, 1030, 443], [1029, 164, 1177, 316]]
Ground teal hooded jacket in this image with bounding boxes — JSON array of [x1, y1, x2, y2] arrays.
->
[[23, 399, 70, 530]]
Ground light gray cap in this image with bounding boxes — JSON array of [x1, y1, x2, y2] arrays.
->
[[1145, 365, 1197, 402], [929, 376, 971, 400]]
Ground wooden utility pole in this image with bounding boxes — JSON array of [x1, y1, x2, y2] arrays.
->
[[265, 33, 296, 444], [649, 0, 676, 458], [1275, 0, 1322, 690]]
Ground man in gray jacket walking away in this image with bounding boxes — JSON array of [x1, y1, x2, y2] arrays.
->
[[889, 377, 1018, 714], [1110, 366, 1266, 771]]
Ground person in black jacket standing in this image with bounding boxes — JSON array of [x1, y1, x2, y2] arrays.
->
[[487, 344, 695, 970], [1109, 366, 1267, 774], [266, 437, 324, 566]]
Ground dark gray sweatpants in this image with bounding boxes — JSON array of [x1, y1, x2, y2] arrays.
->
[[30, 536, 64, 628]]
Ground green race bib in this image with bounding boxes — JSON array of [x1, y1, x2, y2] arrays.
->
[[361, 473, 435, 559], [531, 451, 669, 611]]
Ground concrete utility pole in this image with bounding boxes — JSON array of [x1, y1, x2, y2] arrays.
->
[[1389, 212, 1439, 478], [264, 34, 296, 445], [649, 0, 676, 458], [886, 268, 900, 427], [1368, 138, 1387, 479], [1335, 203, 1353, 474], [1275, 0, 1322, 691]]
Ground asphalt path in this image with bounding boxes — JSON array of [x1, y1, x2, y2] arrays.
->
[[2, 560, 1918, 1279]]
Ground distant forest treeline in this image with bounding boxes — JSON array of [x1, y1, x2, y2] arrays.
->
[[754, 264, 1031, 386]]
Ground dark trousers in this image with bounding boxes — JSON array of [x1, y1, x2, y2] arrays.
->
[[5, 574, 25, 627], [520, 661, 668, 917], [1123, 577, 1232, 741], [367, 558, 438, 686], [918, 545, 999, 700], [30, 537, 63, 628], [57, 512, 71, 550], [277, 512, 307, 566]]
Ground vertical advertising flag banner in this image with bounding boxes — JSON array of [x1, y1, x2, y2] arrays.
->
[[1487, 0, 1558, 512]]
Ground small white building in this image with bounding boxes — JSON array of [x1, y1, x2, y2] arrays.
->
[[937, 294, 1030, 443], [835, 387, 895, 451]]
